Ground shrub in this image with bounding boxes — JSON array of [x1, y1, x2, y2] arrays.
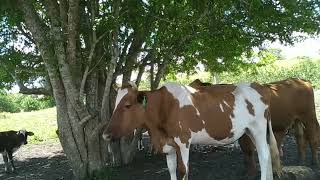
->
[[0, 94, 20, 113], [19, 96, 42, 112]]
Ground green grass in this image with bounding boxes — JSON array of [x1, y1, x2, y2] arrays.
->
[[0, 107, 58, 144]]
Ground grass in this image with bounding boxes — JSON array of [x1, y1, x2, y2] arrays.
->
[[0, 107, 58, 144]]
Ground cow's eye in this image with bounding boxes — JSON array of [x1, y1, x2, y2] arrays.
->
[[125, 104, 132, 109]]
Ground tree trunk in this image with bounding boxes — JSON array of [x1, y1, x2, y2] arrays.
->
[[16, 0, 122, 179]]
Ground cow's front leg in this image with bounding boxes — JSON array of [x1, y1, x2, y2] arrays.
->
[[166, 151, 177, 180], [175, 140, 190, 180]]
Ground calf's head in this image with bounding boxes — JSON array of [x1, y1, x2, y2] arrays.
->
[[102, 82, 147, 141], [18, 129, 34, 145]]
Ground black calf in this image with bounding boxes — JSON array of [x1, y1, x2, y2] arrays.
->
[[0, 130, 34, 173]]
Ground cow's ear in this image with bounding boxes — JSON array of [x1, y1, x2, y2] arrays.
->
[[27, 131, 34, 136], [137, 91, 148, 108]]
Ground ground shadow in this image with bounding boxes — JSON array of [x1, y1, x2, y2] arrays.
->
[[0, 136, 319, 180], [0, 154, 72, 180]]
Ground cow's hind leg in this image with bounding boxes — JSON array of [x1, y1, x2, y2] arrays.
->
[[239, 135, 257, 177], [294, 122, 306, 164], [248, 125, 273, 180]]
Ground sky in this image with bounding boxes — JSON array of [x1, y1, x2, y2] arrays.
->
[[269, 36, 320, 60]]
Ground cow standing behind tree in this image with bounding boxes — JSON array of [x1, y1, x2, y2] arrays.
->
[[102, 81, 281, 180]]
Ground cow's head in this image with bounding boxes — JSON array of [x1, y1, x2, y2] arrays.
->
[[17, 129, 34, 145], [102, 82, 147, 141]]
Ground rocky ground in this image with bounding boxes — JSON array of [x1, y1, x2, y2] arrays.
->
[[0, 135, 319, 180]]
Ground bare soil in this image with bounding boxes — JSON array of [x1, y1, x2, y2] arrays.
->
[[0, 135, 319, 180]]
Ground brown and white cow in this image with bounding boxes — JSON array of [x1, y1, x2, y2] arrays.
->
[[240, 78, 320, 176], [190, 78, 320, 176], [103, 82, 281, 180]]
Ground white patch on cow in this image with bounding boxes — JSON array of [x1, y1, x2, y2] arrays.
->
[[114, 88, 128, 111], [162, 82, 200, 115], [228, 83, 267, 140], [219, 103, 224, 112], [162, 144, 174, 154], [190, 128, 237, 145], [188, 83, 268, 147]]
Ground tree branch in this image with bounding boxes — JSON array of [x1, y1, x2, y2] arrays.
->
[[59, 0, 68, 33], [79, 32, 108, 98], [43, 0, 92, 122], [91, 0, 120, 140]]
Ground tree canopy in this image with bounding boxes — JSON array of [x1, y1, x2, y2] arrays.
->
[[1, 0, 319, 93]]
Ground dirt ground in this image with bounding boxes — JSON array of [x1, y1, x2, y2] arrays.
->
[[0, 135, 319, 180]]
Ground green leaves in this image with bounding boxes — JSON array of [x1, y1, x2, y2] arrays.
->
[[1, 0, 320, 93]]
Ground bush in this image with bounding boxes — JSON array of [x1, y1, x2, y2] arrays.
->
[[0, 94, 20, 113], [19, 96, 42, 112], [0, 92, 55, 112]]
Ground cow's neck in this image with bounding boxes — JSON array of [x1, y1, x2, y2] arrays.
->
[[142, 88, 174, 152]]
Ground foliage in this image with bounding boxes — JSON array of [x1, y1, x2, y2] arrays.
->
[[0, 0, 319, 93], [0, 107, 58, 144], [0, 92, 55, 112], [0, 94, 20, 113], [220, 59, 320, 89], [161, 58, 320, 90]]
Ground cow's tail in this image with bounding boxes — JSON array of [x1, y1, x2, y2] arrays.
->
[[268, 119, 282, 175]]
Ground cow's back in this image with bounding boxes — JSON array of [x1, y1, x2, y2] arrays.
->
[[267, 78, 317, 131]]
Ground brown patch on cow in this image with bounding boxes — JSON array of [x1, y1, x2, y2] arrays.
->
[[189, 85, 237, 140], [245, 99, 255, 116]]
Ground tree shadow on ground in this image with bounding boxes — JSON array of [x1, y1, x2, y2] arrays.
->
[[115, 136, 320, 180], [0, 154, 72, 180], [0, 136, 319, 180]]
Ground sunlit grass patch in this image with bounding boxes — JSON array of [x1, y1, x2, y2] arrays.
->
[[0, 107, 58, 144]]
